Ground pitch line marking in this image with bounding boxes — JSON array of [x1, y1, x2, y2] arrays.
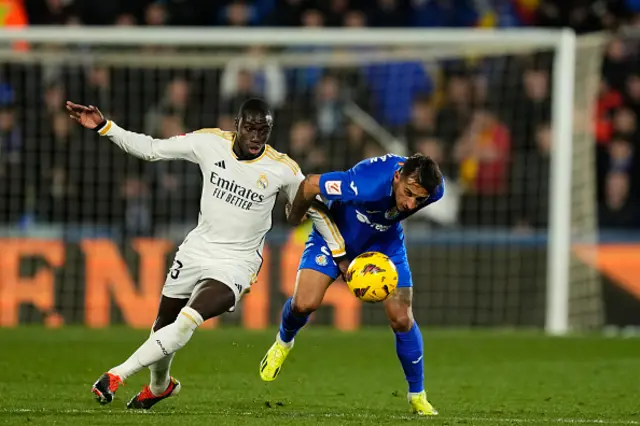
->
[[2, 408, 638, 425]]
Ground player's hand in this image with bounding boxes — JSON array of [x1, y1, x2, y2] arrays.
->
[[66, 101, 106, 129], [336, 257, 351, 281]]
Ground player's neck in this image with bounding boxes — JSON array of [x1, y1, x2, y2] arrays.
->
[[233, 142, 264, 161]]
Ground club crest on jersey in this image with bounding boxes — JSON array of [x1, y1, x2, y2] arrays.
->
[[385, 207, 399, 220], [315, 254, 328, 266], [256, 173, 269, 189]]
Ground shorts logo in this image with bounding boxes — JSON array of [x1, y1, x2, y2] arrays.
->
[[324, 180, 342, 195], [315, 254, 328, 266], [234, 283, 243, 293], [256, 173, 269, 189], [385, 207, 399, 220]]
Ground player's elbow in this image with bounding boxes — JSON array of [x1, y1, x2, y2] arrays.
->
[[302, 174, 321, 200]]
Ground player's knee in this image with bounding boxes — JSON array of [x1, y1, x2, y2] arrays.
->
[[188, 280, 235, 320], [291, 296, 320, 315], [388, 311, 414, 332]]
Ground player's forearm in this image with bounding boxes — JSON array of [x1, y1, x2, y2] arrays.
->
[[96, 120, 166, 162], [287, 175, 321, 225]]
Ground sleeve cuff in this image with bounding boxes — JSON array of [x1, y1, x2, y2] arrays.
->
[[96, 120, 113, 136], [331, 249, 347, 258]]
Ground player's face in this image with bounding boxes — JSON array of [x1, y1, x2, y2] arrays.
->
[[393, 172, 429, 212], [235, 112, 273, 157]]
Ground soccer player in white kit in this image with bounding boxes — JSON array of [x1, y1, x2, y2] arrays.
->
[[66, 98, 346, 409]]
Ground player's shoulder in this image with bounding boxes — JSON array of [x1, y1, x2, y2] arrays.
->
[[263, 145, 301, 176], [352, 153, 405, 176], [191, 128, 235, 144]]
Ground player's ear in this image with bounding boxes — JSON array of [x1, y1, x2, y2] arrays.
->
[[234, 117, 239, 130]]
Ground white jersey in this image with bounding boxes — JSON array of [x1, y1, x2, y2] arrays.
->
[[98, 121, 346, 265]]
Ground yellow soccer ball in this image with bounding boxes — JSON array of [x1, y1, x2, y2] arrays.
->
[[345, 252, 398, 303]]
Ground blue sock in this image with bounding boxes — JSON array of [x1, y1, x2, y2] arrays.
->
[[395, 322, 425, 393], [278, 297, 310, 343]]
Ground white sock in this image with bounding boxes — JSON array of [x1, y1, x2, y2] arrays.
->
[[109, 307, 203, 381], [276, 332, 294, 349], [149, 353, 174, 396]]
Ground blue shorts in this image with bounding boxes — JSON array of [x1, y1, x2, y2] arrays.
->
[[298, 233, 413, 287]]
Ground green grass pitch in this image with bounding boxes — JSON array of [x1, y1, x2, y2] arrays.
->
[[0, 327, 638, 425]]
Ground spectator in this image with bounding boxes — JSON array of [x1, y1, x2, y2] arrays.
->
[[220, 69, 262, 119], [219, 1, 257, 26], [596, 80, 624, 145], [286, 8, 328, 91], [287, 119, 328, 173], [309, 73, 346, 139], [145, 77, 192, 136], [221, 46, 287, 108], [25, 0, 74, 25], [612, 107, 638, 142], [599, 171, 639, 229], [508, 65, 551, 150], [343, 9, 367, 28], [0, 101, 24, 222], [402, 95, 437, 151], [436, 72, 474, 147], [455, 108, 512, 226], [149, 109, 201, 226], [602, 38, 630, 94], [624, 74, 640, 119], [332, 121, 371, 170], [363, 56, 433, 127], [35, 112, 80, 222], [145, 2, 168, 26], [511, 122, 551, 229]]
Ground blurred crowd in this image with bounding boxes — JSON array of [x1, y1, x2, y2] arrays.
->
[[1, 0, 640, 235]]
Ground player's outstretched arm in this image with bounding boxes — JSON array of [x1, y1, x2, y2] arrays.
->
[[66, 101, 199, 163], [287, 174, 322, 226]]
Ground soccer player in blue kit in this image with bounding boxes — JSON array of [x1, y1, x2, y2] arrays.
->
[[259, 153, 444, 415]]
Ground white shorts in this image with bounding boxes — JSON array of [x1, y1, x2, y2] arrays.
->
[[161, 251, 261, 306]]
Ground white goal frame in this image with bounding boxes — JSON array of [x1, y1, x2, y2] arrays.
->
[[0, 27, 577, 335]]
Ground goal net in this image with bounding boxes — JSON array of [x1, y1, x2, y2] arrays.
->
[[0, 28, 607, 333]]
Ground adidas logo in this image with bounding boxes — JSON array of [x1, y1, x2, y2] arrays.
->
[[214, 160, 226, 169], [234, 283, 243, 293]]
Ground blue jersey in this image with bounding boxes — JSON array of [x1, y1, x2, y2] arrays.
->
[[314, 154, 444, 259]]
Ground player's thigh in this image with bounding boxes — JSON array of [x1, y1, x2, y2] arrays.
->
[[197, 259, 258, 309], [292, 269, 335, 313], [383, 257, 414, 332], [187, 279, 236, 321], [294, 238, 340, 312]]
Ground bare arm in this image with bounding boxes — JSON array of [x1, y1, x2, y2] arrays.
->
[[287, 174, 321, 226]]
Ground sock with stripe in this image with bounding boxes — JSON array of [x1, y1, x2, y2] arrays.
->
[[109, 307, 203, 381]]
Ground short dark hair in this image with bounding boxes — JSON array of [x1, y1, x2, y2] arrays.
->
[[237, 98, 273, 121], [401, 154, 443, 195]]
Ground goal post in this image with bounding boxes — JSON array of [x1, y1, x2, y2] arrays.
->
[[0, 27, 607, 333]]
